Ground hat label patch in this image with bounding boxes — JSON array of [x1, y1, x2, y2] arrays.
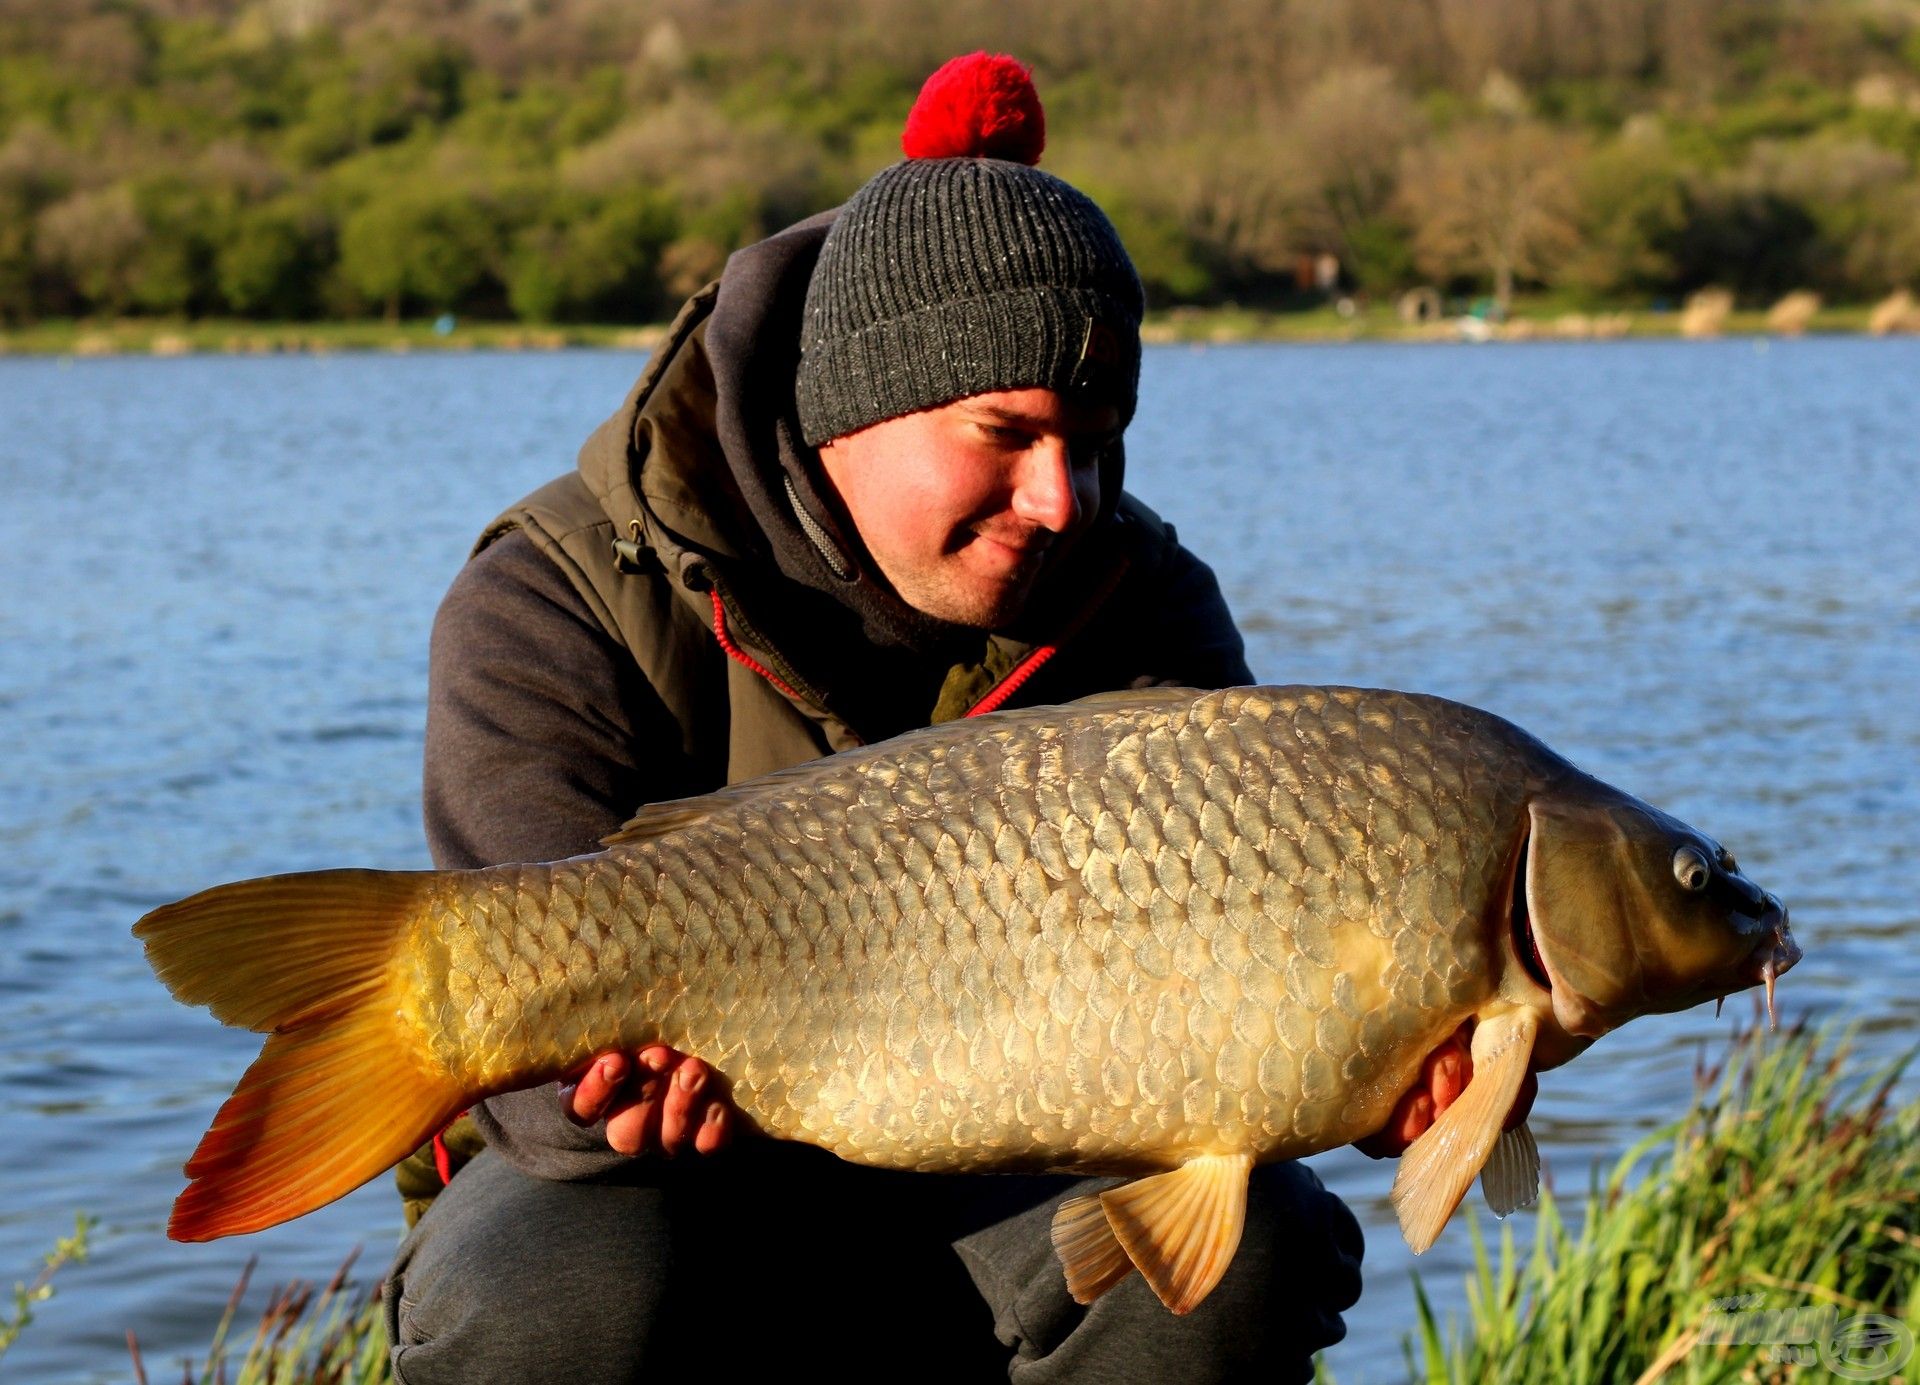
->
[[1070, 318, 1124, 395]]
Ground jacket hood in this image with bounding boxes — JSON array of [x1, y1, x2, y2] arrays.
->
[[703, 210, 1131, 655], [567, 212, 1147, 738]]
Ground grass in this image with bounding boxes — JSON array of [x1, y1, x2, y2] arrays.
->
[[0, 318, 666, 357], [0, 298, 1902, 358], [0, 1213, 93, 1360], [1399, 1022, 1919, 1384], [127, 1251, 388, 1385]]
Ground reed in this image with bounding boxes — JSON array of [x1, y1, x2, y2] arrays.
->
[[1403, 1022, 1920, 1384], [128, 1250, 387, 1385]]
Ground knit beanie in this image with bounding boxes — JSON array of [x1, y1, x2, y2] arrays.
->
[[794, 54, 1145, 447]]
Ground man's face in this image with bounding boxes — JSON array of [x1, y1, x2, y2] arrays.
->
[[817, 387, 1118, 629]]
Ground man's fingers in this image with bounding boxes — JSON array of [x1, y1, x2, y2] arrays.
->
[[693, 1103, 730, 1155], [557, 1045, 733, 1156], [562, 1051, 631, 1126], [603, 1079, 664, 1155], [637, 1044, 676, 1076], [659, 1058, 709, 1155], [1431, 1045, 1468, 1113]]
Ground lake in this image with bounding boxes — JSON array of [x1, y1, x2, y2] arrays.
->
[[1, 335, 1914, 1382]]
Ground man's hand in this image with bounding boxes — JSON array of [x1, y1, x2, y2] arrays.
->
[[1353, 1024, 1538, 1159], [560, 1045, 735, 1156]]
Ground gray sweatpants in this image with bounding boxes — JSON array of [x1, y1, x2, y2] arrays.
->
[[385, 1143, 1362, 1384]]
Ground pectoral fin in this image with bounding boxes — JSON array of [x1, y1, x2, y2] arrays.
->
[[1480, 1120, 1541, 1217], [1048, 1153, 1254, 1315], [1391, 1009, 1539, 1253]]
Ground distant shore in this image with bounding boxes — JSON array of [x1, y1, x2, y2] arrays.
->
[[3, 298, 1917, 357]]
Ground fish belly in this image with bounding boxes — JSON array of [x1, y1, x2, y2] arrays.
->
[[405, 687, 1525, 1174]]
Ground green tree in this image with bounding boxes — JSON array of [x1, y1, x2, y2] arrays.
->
[[1748, 136, 1916, 294], [339, 190, 498, 320], [126, 174, 225, 314], [1670, 178, 1820, 299], [0, 122, 73, 320], [1561, 130, 1689, 300], [284, 37, 469, 167], [1285, 66, 1423, 291], [1398, 120, 1584, 313], [36, 185, 145, 314], [217, 197, 333, 317], [506, 187, 678, 322], [1088, 187, 1213, 304]]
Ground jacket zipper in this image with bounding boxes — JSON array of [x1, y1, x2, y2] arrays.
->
[[707, 589, 807, 704]]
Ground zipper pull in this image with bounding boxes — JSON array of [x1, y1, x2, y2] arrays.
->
[[611, 520, 659, 576]]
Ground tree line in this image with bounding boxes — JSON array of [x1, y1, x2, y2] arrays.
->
[[5, 0, 1920, 324]]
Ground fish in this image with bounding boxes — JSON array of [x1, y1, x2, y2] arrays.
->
[[135, 685, 1799, 1313]]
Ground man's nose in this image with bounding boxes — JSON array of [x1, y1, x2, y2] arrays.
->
[[1010, 441, 1082, 534]]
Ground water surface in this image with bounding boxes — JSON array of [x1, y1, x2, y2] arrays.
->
[[1, 336, 1914, 1381]]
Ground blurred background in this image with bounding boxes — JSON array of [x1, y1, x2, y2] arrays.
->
[[5, 0, 1920, 339], [2, 4, 1918, 1383]]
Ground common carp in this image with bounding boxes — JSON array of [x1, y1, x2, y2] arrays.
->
[[137, 685, 1798, 1313]]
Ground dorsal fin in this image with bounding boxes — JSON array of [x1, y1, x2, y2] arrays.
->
[[1064, 685, 1208, 711], [600, 688, 1213, 848], [600, 798, 732, 845], [599, 764, 832, 846]]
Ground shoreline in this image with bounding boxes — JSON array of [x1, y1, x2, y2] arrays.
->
[[2, 300, 1916, 357]]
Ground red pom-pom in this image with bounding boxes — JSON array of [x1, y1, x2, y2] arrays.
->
[[901, 52, 1045, 165]]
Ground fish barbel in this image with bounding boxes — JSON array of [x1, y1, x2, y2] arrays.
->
[[136, 685, 1799, 1312]]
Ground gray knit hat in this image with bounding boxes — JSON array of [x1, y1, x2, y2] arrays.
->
[[794, 60, 1144, 446]]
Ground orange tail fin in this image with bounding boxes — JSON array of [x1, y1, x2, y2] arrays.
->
[[135, 870, 467, 1241]]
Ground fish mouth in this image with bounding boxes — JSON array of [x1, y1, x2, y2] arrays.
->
[[1738, 898, 1800, 1029], [1700, 895, 1798, 1027]]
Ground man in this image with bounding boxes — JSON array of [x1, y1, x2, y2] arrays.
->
[[383, 57, 1501, 1383]]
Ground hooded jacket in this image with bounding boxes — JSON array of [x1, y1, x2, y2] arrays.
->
[[419, 214, 1252, 1182]]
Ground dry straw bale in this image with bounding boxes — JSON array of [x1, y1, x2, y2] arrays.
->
[[1680, 287, 1734, 337], [1765, 290, 1820, 335]]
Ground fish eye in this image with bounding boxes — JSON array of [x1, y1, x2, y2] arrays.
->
[[1673, 846, 1712, 893]]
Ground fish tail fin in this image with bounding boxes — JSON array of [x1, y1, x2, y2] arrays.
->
[[135, 870, 466, 1241]]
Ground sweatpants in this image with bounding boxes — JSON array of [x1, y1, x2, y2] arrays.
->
[[384, 1142, 1363, 1384]]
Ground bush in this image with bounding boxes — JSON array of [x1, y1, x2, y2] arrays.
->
[[339, 189, 500, 320], [505, 187, 679, 323], [217, 197, 333, 318]]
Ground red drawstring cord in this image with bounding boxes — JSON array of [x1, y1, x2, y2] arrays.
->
[[709, 590, 804, 702], [431, 1108, 470, 1184], [965, 645, 1058, 717], [707, 556, 1129, 719], [966, 556, 1131, 717]]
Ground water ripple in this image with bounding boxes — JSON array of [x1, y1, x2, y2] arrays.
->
[[2, 340, 1915, 1382]]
